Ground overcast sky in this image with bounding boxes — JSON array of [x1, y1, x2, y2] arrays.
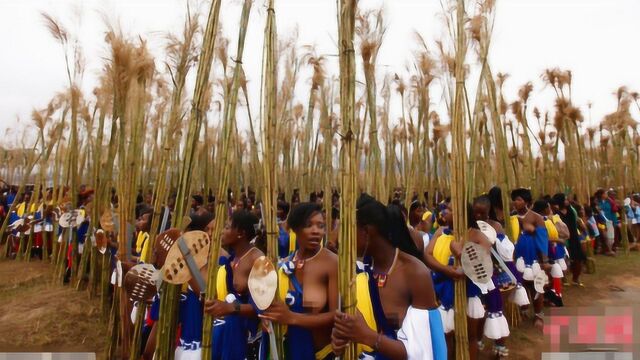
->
[[1, 0, 639, 145]]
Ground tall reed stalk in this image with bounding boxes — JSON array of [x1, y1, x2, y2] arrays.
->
[[337, 0, 358, 359]]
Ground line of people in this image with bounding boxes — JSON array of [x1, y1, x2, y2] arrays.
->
[[3, 183, 640, 359]]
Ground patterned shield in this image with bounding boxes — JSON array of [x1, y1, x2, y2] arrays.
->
[[124, 263, 160, 303], [461, 241, 493, 284], [248, 256, 278, 311], [154, 228, 181, 268], [476, 220, 497, 245], [95, 229, 108, 254], [59, 210, 84, 228], [162, 230, 210, 285], [100, 210, 115, 232]]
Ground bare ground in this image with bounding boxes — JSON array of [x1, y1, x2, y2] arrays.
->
[[0, 259, 107, 356]]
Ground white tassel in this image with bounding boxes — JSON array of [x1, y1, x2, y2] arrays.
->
[[558, 258, 568, 271], [550, 263, 563, 278], [484, 313, 510, 339], [531, 262, 541, 276], [467, 296, 485, 319], [130, 302, 138, 324], [510, 285, 530, 306], [516, 257, 525, 272], [438, 306, 455, 333], [523, 267, 534, 281]]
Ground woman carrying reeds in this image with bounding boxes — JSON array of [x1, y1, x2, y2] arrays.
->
[[424, 199, 486, 359], [470, 195, 519, 358], [333, 194, 446, 360], [509, 188, 550, 329], [205, 210, 264, 360], [260, 202, 338, 360]]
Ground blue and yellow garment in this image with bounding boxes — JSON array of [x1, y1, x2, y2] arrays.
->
[[134, 231, 150, 263], [548, 215, 566, 261], [511, 215, 549, 267], [178, 286, 203, 352], [212, 255, 261, 360], [357, 258, 447, 360], [275, 254, 333, 360], [430, 229, 481, 310]]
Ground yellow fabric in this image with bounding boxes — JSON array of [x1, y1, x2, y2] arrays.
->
[[137, 232, 150, 263], [315, 344, 333, 359], [510, 215, 520, 243], [16, 202, 25, 217], [356, 272, 376, 354], [433, 233, 454, 266], [288, 230, 297, 254], [277, 267, 290, 302], [422, 211, 433, 222], [545, 218, 559, 242], [216, 265, 228, 301], [135, 231, 149, 254], [276, 267, 292, 334]]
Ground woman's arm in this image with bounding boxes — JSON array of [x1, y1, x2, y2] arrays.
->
[[333, 312, 408, 360], [424, 231, 464, 279]]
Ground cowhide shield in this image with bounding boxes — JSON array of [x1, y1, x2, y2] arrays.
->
[[461, 241, 493, 284], [476, 220, 497, 245], [154, 228, 181, 268], [100, 210, 115, 233], [161, 230, 210, 284], [95, 229, 108, 254], [248, 256, 278, 311], [124, 263, 159, 303], [59, 210, 84, 228]]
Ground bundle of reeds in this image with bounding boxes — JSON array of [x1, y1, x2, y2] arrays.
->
[[449, 0, 470, 358], [200, 1, 253, 358], [337, 0, 358, 359]]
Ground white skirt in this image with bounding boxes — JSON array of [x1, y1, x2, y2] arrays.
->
[[550, 263, 564, 279], [557, 258, 568, 271], [484, 312, 510, 340], [509, 284, 530, 306], [467, 296, 485, 319], [438, 306, 455, 333]]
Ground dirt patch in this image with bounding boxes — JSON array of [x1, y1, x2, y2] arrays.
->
[[0, 259, 107, 357]]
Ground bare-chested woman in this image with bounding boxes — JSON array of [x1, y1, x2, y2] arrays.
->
[[424, 199, 491, 360], [332, 194, 446, 360], [509, 188, 550, 329], [260, 202, 338, 359], [205, 209, 265, 360]]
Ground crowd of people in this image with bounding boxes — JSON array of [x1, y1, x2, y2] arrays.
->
[[2, 183, 639, 359]]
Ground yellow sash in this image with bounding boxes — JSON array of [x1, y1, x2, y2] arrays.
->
[[356, 272, 376, 353], [545, 218, 559, 242], [216, 265, 228, 301], [510, 215, 520, 243], [432, 233, 454, 266]]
